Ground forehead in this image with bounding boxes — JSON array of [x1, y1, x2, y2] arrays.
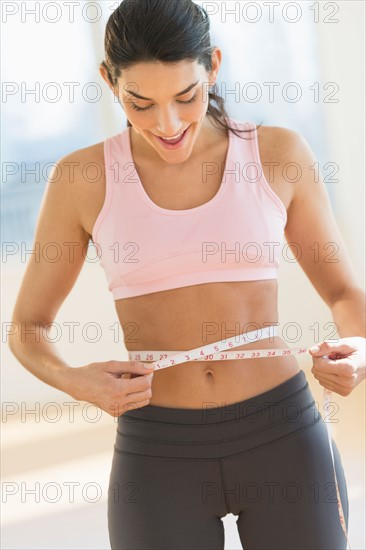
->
[[119, 60, 206, 97]]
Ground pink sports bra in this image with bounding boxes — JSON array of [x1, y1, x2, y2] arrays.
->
[[92, 117, 288, 300]]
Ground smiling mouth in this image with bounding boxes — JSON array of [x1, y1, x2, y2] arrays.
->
[[154, 126, 190, 140], [152, 125, 191, 148]]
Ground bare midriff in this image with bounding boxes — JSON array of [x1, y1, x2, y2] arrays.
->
[[115, 280, 301, 409]]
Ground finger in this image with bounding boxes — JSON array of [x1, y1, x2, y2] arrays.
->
[[310, 340, 357, 358], [312, 370, 338, 383], [311, 370, 357, 391], [123, 372, 153, 393], [124, 386, 152, 403], [324, 341, 358, 354], [318, 379, 352, 396], [311, 373, 340, 393], [312, 357, 356, 376]]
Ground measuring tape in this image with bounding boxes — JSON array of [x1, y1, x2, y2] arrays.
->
[[128, 325, 351, 549]]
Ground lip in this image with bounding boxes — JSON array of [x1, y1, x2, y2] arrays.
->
[[153, 125, 191, 150]]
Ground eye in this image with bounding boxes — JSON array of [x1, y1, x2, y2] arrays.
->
[[130, 91, 198, 112], [177, 91, 198, 105], [131, 103, 153, 112]]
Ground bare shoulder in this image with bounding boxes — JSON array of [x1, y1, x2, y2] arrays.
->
[[60, 140, 105, 171], [256, 125, 313, 211], [252, 126, 302, 213], [58, 141, 106, 238], [82, 141, 105, 160], [256, 124, 308, 162]]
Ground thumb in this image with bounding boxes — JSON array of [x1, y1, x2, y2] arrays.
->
[[107, 360, 155, 378], [308, 340, 353, 358], [128, 360, 156, 379], [128, 360, 156, 373]]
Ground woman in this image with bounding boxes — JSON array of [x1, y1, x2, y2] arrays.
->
[[9, 0, 365, 549]]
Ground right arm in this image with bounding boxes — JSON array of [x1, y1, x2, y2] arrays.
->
[[8, 151, 154, 415], [8, 153, 89, 398]]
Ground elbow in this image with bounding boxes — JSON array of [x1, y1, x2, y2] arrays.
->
[[8, 316, 54, 352], [332, 285, 365, 305], [7, 318, 21, 354], [7, 317, 38, 354]]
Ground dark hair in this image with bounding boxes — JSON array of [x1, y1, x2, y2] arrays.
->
[[100, 0, 262, 139]]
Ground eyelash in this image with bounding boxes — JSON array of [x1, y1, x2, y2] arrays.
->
[[130, 92, 198, 112]]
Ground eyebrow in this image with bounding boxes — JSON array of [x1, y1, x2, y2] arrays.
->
[[125, 80, 200, 101]]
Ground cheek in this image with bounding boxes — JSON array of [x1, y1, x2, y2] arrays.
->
[[126, 110, 154, 130], [181, 99, 208, 125], [191, 100, 208, 118]]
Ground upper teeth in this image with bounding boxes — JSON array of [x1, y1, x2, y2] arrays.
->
[[162, 131, 184, 140]]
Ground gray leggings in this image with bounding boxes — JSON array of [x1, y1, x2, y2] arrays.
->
[[107, 370, 349, 549]]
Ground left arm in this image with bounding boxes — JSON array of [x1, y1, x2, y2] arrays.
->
[[330, 286, 365, 339], [278, 127, 366, 394]]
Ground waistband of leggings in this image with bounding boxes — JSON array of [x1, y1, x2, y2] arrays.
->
[[120, 369, 309, 426]]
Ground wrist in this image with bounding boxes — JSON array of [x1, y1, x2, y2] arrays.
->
[[55, 364, 80, 399]]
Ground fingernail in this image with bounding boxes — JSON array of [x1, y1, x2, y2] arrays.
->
[[143, 363, 155, 369], [309, 345, 320, 353]]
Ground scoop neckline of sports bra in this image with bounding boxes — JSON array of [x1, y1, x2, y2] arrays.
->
[[124, 120, 233, 215]]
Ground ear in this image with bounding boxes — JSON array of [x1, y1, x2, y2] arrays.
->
[[99, 63, 113, 90], [210, 47, 222, 82]]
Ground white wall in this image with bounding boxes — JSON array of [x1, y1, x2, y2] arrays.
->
[[316, 0, 365, 283]]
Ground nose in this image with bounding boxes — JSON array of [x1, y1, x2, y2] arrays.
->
[[155, 108, 182, 137]]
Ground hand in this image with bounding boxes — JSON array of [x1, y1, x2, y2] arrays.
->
[[308, 336, 366, 396], [66, 360, 155, 417]]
